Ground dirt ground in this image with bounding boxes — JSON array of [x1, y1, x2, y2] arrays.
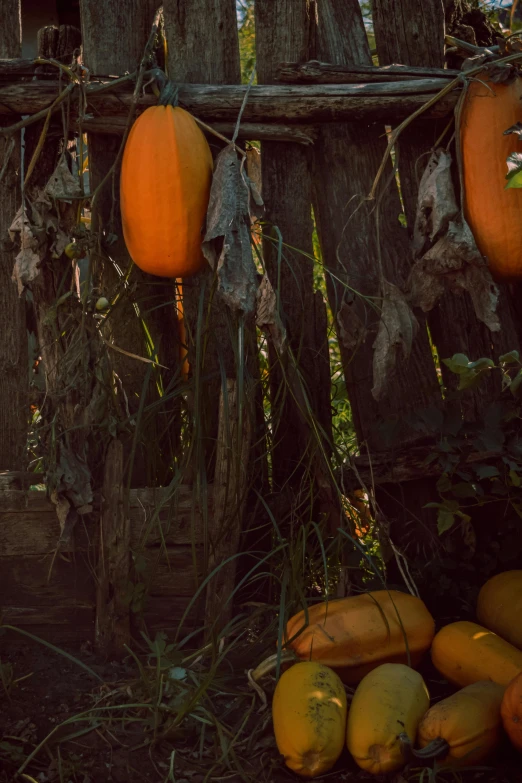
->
[[0, 642, 521, 782]]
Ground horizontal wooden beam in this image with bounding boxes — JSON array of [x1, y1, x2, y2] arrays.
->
[[0, 78, 459, 132], [337, 448, 501, 490], [82, 115, 318, 144], [276, 59, 460, 83]]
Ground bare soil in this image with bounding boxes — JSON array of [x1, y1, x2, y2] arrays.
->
[[0, 642, 520, 782]]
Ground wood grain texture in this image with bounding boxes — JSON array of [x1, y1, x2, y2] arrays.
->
[[205, 379, 252, 634], [95, 439, 129, 656], [0, 553, 95, 607], [81, 117, 319, 144], [256, 0, 333, 486], [372, 0, 446, 68], [312, 0, 442, 450], [163, 0, 245, 488], [80, 0, 180, 487], [0, 0, 21, 59], [373, 0, 522, 421], [277, 60, 460, 83], [0, 0, 26, 471], [0, 80, 459, 124], [163, 0, 240, 84]]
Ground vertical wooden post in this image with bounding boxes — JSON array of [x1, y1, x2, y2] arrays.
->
[[80, 0, 180, 488], [0, 0, 27, 471], [163, 0, 243, 477], [372, 0, 522, 417], [312, 0, 442, 452], [310, 0, 444, 589], [95, 439, 130, 657], [204, 380, 252, 635], [164, 0, 256, 633], [255, 0, 332, 488]]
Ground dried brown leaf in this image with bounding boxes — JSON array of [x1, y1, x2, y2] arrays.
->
[[45, 155, 83, 200], [9, 205, 44, 294], [256, 274, 287, 354], [409, 218, 500, 332], [202, 144, 258, 315], [337, 297, 367, 352], [413, 148, 459, 256], [372, 281, 419, 401]]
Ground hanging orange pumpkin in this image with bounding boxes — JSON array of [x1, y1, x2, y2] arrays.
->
[[120, 86, 213, 278], [461, 71, 522, 280]]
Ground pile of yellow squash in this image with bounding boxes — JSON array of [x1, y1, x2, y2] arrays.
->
[[268, 574, 522, 777]]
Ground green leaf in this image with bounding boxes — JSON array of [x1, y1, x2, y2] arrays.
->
[[442, 354, 471, 375], [474, 464, 500, 480], [467, 358, 495, 371], [458, 368, 491, 391], [510, 469, 521, 488], [436, 473, 452, 493], [437, 508, 455, 535], [509, 368, 522, 397], [451, 482, 477, 499], [505, 152, 522, 188], [499, 350, 520, 365]]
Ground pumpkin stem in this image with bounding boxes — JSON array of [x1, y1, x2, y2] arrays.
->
[[249, 650, 297, 682], [409, 737, 450, 761], [158, 79, 179, 107]]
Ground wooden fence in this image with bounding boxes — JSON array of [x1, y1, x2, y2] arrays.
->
[[1, 0, 522, 652]]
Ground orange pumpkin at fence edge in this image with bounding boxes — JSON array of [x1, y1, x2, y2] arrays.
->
[[120, 103, 213, 278], [461, 71, 522, 281]]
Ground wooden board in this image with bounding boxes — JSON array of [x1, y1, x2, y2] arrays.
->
[[0, 484, 210, 647]]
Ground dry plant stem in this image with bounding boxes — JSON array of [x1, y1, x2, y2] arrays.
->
[[23, 103, 52, 186], [0, 80, 75, 136], [88, 13, 162, 214], [369, 51, 522, 200]]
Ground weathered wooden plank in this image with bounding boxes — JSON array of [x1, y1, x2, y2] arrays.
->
[[138, 546, 204, 597], [81, 116, 319, 144], [277, 60, 460, 83], [139, 595, 203, 637], [81, 0, 181, 488], [0, 553, 95, 607], [0, 606, 95, 645], [0, 0, 20, 60], [205, 380, 252, 634], [312, 0, 442, 452], [0, 80, 459, 124], [0, 0, 26, 472], [255, 0, 329, 489], [95, 439, 129, 657], [0, 512, 90, 555]]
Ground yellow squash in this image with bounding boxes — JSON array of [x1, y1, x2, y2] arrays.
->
[[477, 570, 522, 649], [417, 681, 505, 767], [285, 590, 435, 683], [272, 661, 347, 778], [346, 663, 430, 775], [431, 621, 522, 687]]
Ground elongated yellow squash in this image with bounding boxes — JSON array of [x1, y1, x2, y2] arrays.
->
[[477, 571, 522, 649], [431, 621, 522, 687], [417, 681, 505, 767], [346, 663, 430, 775], [272, 662, 347, 778], [286, 590, 435, 683]]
